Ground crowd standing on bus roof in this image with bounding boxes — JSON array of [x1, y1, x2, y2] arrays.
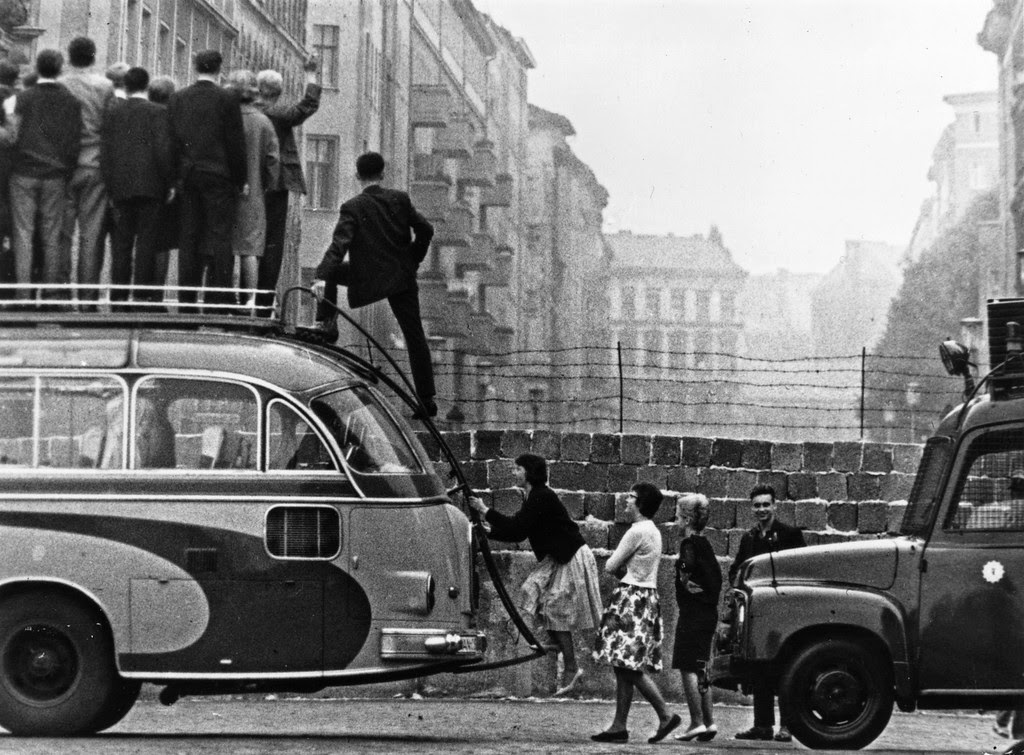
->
[[0, 38, 321, 312]]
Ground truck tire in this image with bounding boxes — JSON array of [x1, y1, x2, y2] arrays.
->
[[779, 637, 893, 750], [0, 592, 127, 735]]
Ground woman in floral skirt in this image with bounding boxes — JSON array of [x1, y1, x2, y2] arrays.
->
[[591, 482, 681, 744]]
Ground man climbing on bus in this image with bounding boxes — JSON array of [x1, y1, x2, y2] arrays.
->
[[311, 151, 438, 418]]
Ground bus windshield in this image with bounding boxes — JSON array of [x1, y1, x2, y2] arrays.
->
[[310, 387, 422, 475], [899, 436, 952, 537]]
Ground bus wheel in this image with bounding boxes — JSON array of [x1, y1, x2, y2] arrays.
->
[[0, 592, 124, 735], [90, 678, 142, 732], [779, 637, 893, 750]]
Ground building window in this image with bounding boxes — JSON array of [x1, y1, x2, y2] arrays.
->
[[140, 7, 154, 68], [974, 111, 982, 133], [174, 37, 188, 83], [312, 24, 339, 88], [670, 288, 685, 321], [696, 290, 711, 322], [305, 136, 338, 210], [720, 292, 735, 323], [620, 287, 635, 319], [645, 288, 661, 321]]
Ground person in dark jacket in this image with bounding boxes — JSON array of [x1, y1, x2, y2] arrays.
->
[[167, 49, 246, 310], [254, 58, 321, 313], [100, 66, 173, 306], [729, 484, 805, 743], [9, 49, 82, 301], [672, 493, 722, 742], [311, 151, 437, 417], [468, 453, 603, 697]]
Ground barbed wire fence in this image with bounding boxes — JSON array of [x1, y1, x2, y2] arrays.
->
[[343, 340, 959, 443]]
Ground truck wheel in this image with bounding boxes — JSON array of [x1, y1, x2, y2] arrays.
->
[[0, 592, 125, 735], [779, 637, 893, 750]]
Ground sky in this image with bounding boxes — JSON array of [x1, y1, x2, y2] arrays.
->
[[473, 0, 998, 275]]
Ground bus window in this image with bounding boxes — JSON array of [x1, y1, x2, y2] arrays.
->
[[310, 387, 421, 475], [134, 377, 258, 470], [0, 376, 124, 469], [267, 400, 336, 471]]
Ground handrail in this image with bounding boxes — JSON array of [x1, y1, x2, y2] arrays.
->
[[279, 286, 546, 669]]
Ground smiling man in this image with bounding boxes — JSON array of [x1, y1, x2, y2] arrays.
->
[[728, 484, 805, 743]]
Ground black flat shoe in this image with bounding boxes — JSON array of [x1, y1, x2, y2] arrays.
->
[[648, 713, 681, 743], [590, 729, 628, 742]]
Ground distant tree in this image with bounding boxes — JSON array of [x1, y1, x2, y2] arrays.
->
[[708, 224, 723, 247], [864, 190, 997, 441], [0, 0, 28, 31]]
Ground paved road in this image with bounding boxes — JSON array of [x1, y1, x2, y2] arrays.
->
[[0, 698, 1015, 754]]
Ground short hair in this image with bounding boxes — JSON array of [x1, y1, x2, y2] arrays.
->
[[194, 49, 223, 75], [147, 76, 175, 105], [632, 482, 663, 519], [67, 37, 96, 68], [356, 152, 385, 180], [123, 67, 149, 94], [514, 453, 548, 486], [677, 492, 710, 532], [35, 50, 63, 80], [750, 484, 776, 502], [256, 69, 283, 100], [225, 69, 257, 103], [0, 60, 19, 87], [106, 61, 130, 88]]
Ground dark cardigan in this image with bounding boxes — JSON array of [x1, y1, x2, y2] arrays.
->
[[484, 484, 585, 564]]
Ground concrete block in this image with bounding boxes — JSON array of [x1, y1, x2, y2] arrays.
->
[[756, 471, 788, 500], [637, 464, 668, 489], [473, 429, 503, 459], [817, 532, 853, 546], [499, 430, 532, 459], [591, 433, 620, 463], [607, 464, 638, 492], [666, 466, 701, 494], [728, 469, 758, 499], [462, 460, 488, 489], [803, 442, 833, 472], [580, 519, 611, 550], [788, 472, 817, 500], [582, 463, 609, 494], [726, 529, 748, 557], [701, 467, 730, 497], [585, 493, 615, 521], [652, 493, 675, 524], [857, 501, 888, 533], [772, 442, 803, 472], [881, 472, 914, 502], [742, 440, 772, 471], [705, 528, 729, 557], [621, 434, 651, 465], [549, 461, 588, 491], [712, 438, 745, 468], [561, 432, 591, 461], [560, 491, 585, 520], [848, 473, 881, 501], [486, 459, 517, 489], [795, 499, 827, 530], [613, 493, 631, 523], [652, 435, 681, 466], [658, 522, 679, 553], [862, 444, 893, 473], [492, 488, 522, 517], [776, 500, 796, 524], [415, 431, 441, 460], [532, 430, 561, 459], [609, 522, 631, 550], [817, 472, 848, 503], [826, 501, 857, 532], [736, 502, 757, 529], [887, 502, 909, 533], [893, 444, 922, 474], [681, 436, 714, 467], [709, 498, 737, 529], [832, 442, 862, 473], [444, 431, 471, 462]]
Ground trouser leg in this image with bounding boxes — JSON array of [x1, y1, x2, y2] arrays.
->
[[257, 189, 288, 311], [388, 285, 436, 400]]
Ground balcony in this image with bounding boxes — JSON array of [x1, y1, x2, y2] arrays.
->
[[493, 325, 514, 354], [483, 244, 513, 287], [411, 84, 451, 128], [456, 232, 495, 276], [419, 272, 449, 322], [409, 175, 450, 223], [413, 153, 450, 182], [436, 289, 472, 339], [457, 140, 496, 188], [434, 199, 473, 247], [468, 310, 497, 354], [480, 173, 513, 207], [433, 117, 474, 159]]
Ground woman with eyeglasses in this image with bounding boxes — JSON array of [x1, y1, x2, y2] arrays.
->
[[468, 453, 602, 697], [591, 482, 681, 744], [671, 493, 722, 742]]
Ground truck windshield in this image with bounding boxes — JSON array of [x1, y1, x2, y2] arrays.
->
[[310, 387, 422, 475], [899, 436, 952, 537]]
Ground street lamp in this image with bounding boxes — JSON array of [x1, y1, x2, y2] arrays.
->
[[906, 381, 921, 443]]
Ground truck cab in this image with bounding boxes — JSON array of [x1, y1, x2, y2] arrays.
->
[[711, 298, 1024, 750]]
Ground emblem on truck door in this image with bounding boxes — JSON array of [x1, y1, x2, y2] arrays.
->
[[983, 560, 1005, 584]]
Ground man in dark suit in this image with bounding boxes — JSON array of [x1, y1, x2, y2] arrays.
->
[[312, 152, 437, 418], [729, 483, 806, 744], [254, 57, 321, 314], [167, 49, 246, 310], [100, 66, 173, 307]]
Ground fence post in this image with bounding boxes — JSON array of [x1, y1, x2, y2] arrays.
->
[[860, 346, 866, 440], [617, 341, 624, 435]]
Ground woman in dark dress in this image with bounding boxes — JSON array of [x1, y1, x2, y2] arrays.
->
[[672, 493, 722, 742], [468, 453, 602, 696]]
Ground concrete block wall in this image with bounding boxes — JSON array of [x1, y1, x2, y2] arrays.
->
[[413, 430, 922, 700]]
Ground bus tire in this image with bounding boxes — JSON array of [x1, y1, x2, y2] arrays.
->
[[90, 678, 142, 732], [0, 592, 124, 735], [778, 637, 893, 750]]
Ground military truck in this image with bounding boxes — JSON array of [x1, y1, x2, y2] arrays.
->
[[711, 298, 1024, 749]]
